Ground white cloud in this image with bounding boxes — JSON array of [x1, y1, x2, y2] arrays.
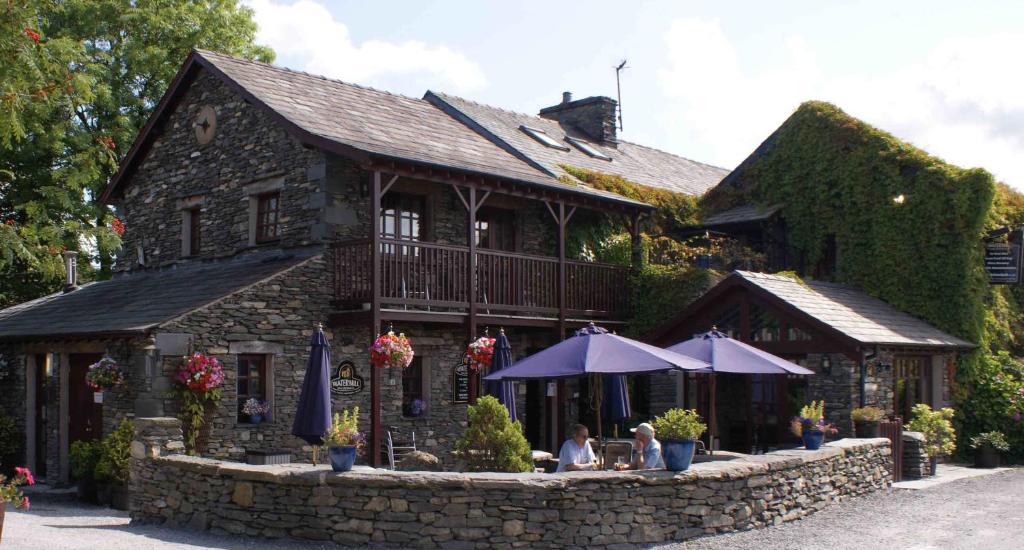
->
[[243, 0, 486, 93], [659, 19, 1024, 189]]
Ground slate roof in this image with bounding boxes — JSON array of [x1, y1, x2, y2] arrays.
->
[[427, 92, 730, 196], [700, 204, 781, 227], [0, 249, 319, 340], [735, 271, 974, 349]]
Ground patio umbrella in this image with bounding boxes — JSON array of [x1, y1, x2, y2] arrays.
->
[[484, 323, 709, 444], [666, 329, 814, 453], [601, 375, 631, 438], [485, 328, 517, 422], [292, 324, 333, 464]]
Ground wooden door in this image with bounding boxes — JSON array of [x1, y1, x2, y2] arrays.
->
[[69, 353, 103, 443]]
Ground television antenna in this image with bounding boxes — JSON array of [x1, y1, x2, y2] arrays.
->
[[615, 59, 628, 131]]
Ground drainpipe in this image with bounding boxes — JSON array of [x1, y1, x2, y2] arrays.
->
[[62, 250, 78, 293]]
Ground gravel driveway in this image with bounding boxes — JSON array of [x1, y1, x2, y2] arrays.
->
[[5, 469, 1022, 549]]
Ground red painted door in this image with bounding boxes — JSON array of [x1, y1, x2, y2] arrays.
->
[[69, 353, 103, 443]]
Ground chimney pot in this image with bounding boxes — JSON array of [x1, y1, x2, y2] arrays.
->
[[562, 91, 572, 104], [62, 250, 78, 293]]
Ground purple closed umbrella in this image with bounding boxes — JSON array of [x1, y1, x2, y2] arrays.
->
[[666, 330, 814, 453], [292, 325, 333, 458], [485, 329, 517, 422]]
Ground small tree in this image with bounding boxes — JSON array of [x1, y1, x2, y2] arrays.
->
[[907, 404, 956, 458], [455, 396, 532, 473]]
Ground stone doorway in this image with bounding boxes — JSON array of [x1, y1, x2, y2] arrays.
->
[[69, 353, 104, 444]]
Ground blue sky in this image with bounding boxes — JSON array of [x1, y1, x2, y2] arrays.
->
[[244, 0, 1024, 188]]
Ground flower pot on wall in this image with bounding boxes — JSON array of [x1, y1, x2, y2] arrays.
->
[[329, 446, 357, 472], [975, 445, 999, 469], [662, 439, 697, 472], [854, 420, 880, 438], [802, 430, 825, 450], [250, 414, 263, 425]]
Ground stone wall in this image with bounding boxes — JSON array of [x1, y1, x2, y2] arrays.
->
[[902, 431, 930, 478], [131, 417, 892, 548]]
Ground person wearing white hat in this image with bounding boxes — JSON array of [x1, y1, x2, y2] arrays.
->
[[618, 422, 664, 470]]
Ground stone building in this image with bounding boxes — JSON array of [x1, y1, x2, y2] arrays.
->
[[647, 271, 973, 453], [0, 50, 727, 481]]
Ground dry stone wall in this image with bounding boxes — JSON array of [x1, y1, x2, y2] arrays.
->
[[131, 418, 892, 549]]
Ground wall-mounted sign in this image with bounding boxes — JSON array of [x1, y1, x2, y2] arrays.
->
[[330, 361, 364, 395], [985, 239, 1022, 284], [452, 361, 470, 404]]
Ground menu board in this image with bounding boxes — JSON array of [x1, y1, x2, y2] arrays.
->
[[452, 362, 470, 404], [985, 241, 1022, 284]]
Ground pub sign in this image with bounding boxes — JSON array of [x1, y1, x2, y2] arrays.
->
[[330, 360, 365, 395], [985, 237, 1022, 284]]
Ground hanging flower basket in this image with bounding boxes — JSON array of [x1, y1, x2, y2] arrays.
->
[[176, 353, 225, 393], [85, 358, 126, 391], [464, 336, 495, 372], [369, 331, 414, 369], [174, 353, 226, 455]]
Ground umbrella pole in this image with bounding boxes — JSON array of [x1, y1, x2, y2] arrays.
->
[[312, 445, 318, 466], [709, 374, 717, 456]]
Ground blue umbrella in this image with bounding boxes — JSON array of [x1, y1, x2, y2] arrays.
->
[[601, 374, 631, 439], [485, 329, 517, 422], [292, 325, 333, 460]]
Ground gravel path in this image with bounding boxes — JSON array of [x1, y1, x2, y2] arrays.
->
[[662, 468, 1024, 550], [5, 470, 1022, 549]]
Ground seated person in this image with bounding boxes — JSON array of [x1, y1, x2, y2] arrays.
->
[[616, 422, 664, 470], [556, 424, 597, 472]]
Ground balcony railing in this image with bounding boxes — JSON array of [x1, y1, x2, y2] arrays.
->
[[333, 238, 630, 320]]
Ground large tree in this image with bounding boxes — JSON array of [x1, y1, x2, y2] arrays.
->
[[0, 0, 273, 307]]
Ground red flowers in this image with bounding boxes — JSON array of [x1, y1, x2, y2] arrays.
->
[[176, 353, 225, 393], [98, 135, 116, 150], [22, 496, 30, 510], [4, 219, 14, 226], [14, 467, 34, 486], [464, 336, 495, 372], [111, 217, 125, 236], [23, 28, 41, 43]]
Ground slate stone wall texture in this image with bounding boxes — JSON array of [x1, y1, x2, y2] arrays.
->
[[131, 418, 892, 549]]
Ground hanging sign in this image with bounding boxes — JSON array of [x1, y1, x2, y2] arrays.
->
[[453, 361, 470, 404], [984, 240, 1022, 284], [330, 360, 365, 395]]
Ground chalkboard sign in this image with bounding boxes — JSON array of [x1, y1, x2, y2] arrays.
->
[[985, 241, 1022, 284], [452, 362, 470, 404], [330, 360, 365, 395]]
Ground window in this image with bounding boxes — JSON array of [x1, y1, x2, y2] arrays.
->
[[237, 355, 268, 423], [381, 194, 425, 254], [256, 192, 281, 243], [749, 303, 780, 342], [519, 125, 569, 151], [186, 208, 201, 256], [566, 136, 611, 160], [475, 208, 516, 251], [402, 357, 426, 417]]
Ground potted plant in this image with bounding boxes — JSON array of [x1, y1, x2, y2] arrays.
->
[[85, 357, 126, 402], [322, 407, 364, 472], [369, 330, 414, 370], [906, 404, 955, 476], [242, 398, 270, 425], [0, 467, 33, 542], [790, 401, 837, 450], [173, 352, 225, 455], [652, 408, 707, 472], [70, 440, 103, 503], [851, 406, 886, 438], [970, 431, 1009, 469], [95, 419, 133, 510]]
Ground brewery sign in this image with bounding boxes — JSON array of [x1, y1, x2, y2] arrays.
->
[[330, 360, 365, 395]]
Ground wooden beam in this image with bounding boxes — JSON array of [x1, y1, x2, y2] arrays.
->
[[370, 171, 383, 467], [450, 183, 470, 211], [467, 186, 479, 404], [475, 190, 491, 213], [557, 201, 568, 340], [381, 174, 399, 196]]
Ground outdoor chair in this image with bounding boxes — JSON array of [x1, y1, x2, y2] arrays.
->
[[385, 426, 417, 469], [602, 441, 633, 470]]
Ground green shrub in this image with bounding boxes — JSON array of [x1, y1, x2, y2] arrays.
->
[[70, 440, 102, 481], [651, 409, 706, 441], [455, 396, 532, 473], [970, 431, 1010, 452], [95, 419, 133, 485], [907, 404, 956, 458], [0, 413, 23, 476]]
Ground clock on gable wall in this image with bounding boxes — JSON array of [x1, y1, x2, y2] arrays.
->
[[194, 105, 217, 145]]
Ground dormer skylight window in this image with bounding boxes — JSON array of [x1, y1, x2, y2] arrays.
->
[[566, 137, 612, 161], [520, 125, 569, 151]]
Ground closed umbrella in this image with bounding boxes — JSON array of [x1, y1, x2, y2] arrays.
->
[[485, 328, 517, 422], [292, 324, 333, 464], [601, 375, 631, 438], [667, 329, 814, 453]]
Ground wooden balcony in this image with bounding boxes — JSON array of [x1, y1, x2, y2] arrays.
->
[[333, 239, 630, 323]]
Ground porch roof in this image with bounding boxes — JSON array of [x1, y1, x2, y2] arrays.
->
[[0, 248, 318, 341]]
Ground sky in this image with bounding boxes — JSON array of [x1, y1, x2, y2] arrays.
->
[[242, 0, 1024, 189]]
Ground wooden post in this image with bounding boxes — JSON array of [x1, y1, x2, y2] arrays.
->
[[370, 171, 383, 467], [630, 211, 643, 271], [467, 186, 479, 403], [557, 201, 567, 339]]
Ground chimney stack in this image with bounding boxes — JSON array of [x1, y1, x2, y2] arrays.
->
[[63, 250, 78, 293], [539, 94, 618, 145]]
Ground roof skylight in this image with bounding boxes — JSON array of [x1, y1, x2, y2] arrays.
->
[[566, 137, 612, 161], [520, 125, 569, 151]]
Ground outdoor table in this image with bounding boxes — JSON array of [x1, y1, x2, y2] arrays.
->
[[531, 450, 553, 462]]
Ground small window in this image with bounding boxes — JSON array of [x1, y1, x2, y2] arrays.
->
[[237, 355, 268, 423], [402, 357, 426, 417], [520, 125, 569, 151], [256, 192, 281, 243], [187, 208, 201, 256], [475, 207, 516, 251], [566, 137, 611, 160]]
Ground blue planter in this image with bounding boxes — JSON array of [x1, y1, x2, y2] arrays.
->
[[802, 430, 825, 450], [329, 445, 357, 472], [662, 439, 697, 471], [249, 414, 263, 425]]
